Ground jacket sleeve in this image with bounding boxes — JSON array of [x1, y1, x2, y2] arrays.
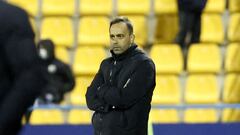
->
[[98, 60, 156, 109], [85, 62, 111, 113]]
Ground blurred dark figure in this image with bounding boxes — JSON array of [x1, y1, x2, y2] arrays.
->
[[0, 1, 49, 135], [175, 0, 208, 50], [36, 39, 75, 104]]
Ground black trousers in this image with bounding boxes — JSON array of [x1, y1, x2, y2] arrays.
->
[[175, 10, 202, 49]]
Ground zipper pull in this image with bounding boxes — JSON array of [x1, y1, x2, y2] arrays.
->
[[114, 61, 117, 65]]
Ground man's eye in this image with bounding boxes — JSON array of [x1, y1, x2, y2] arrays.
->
[[116, 34, 124, 38], [110, 35, 115, 38]]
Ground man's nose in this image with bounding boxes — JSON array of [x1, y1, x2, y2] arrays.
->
[[112, 39, 118, 44]]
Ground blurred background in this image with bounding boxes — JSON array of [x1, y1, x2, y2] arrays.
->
[[4, 0, 240, 134]]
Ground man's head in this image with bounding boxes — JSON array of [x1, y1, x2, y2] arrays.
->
[[109, 16, 135, 55]]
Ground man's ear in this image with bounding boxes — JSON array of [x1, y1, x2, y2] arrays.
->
[[130, 34, 135, 43]]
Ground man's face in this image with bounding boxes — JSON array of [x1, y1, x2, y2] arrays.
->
[[110, 22, 134, 55]]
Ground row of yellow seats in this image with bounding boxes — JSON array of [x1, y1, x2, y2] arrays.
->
[[155, 13, 224, 44], [151, 43, 239, 74], [30, 13, 226, 48], [9, 0, 236, 17], [29, 109, 92, 124], [69, 73, 240, 106], [39, 13, 239, 45], [71, 43, 240, 76], [28, 108, 240, 124], [31, 16, 148, 48], [150, 108, 240, 123]]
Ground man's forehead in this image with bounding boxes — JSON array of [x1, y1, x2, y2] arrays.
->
[[110, 22, 129, 34]]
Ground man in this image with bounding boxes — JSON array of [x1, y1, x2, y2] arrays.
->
[[0, 1, 49, 135], [86, 17, 156, 135], [36, 39, 75, 104], [175, 0, 208, 50]]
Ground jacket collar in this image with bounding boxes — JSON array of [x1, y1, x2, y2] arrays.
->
[[110, 44, 138, 61]]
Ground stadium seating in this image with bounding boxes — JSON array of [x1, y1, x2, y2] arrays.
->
[[79, 0, 112, 16], [185, 74, 219, 104], [154, 0, 178, 15], [222, 109, 240, 122], [73, 46, 106, 75], [78, 16, 109, 47], [187, 44, 221, 73], [70, 76, 94, 105], [229, 0, 240, 13], [223, 73, 240, 103], [124, 16, 148, 46], [7, 0, 38, 16], [41, 17, 74, 48], [203, 0, 226, 14], [29, 109, 64, 124], [117, 0, 150, 15], [149, 109, 180, 123], [184, 109, 218, 123], [152, 75, 181, 104], [228, 13, 240, 43], [224, 43, 240, 72], [55, 47, 69, 64], [42, 0, 75, 16], [200, 14, 224, 44], [150, 44, 183, 74], [68, 109, 92, 124], [154, 15, 179, 43]]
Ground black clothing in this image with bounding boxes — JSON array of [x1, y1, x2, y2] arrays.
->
[[86, 45, 156, 135], [38, 59, 75, 104], [37, 39, 75, 104], [175, 0, 207, 49], [177, 0, 207, 13], [0, 2, 48, 135]]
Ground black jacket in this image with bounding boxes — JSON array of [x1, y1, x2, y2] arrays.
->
[[86, 45, 156, 135], [178, 0, 208, 12], [0, 2, 48, 134], [38, 59, 75, 104]]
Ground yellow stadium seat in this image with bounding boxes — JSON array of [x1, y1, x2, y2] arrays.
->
[[152, 75, 181, 104], [222, 109, 240, 123], [70, 76, 94, 105], [187, 44, 221, 73], [150, 44, 183, 74], [223, 74, 240, 103], [185, 74, 219, 104], [73, 47, 106, 75], [229, 0, 240, 13], [42, 0, 75, 16], [29, 109, 64, 125], [80, 0, 112, 15], [68, 109, 92, 124], [149, 109, 179, 123], [124, 16, 148, 46], [184, 109, 218, 123], [224, 43, 240, 72], [55, 47, 69, 64], [154, 15, 179, 43], [203, 0, 226, 13], [78, 16, 109, 47], [154, 0, 178, 15], [228, 14, 240, 43], [41, 17, 73, 48], [8, 0, 38, 16], [117, 0, 150, 15], [200, 14, 224, 44]]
